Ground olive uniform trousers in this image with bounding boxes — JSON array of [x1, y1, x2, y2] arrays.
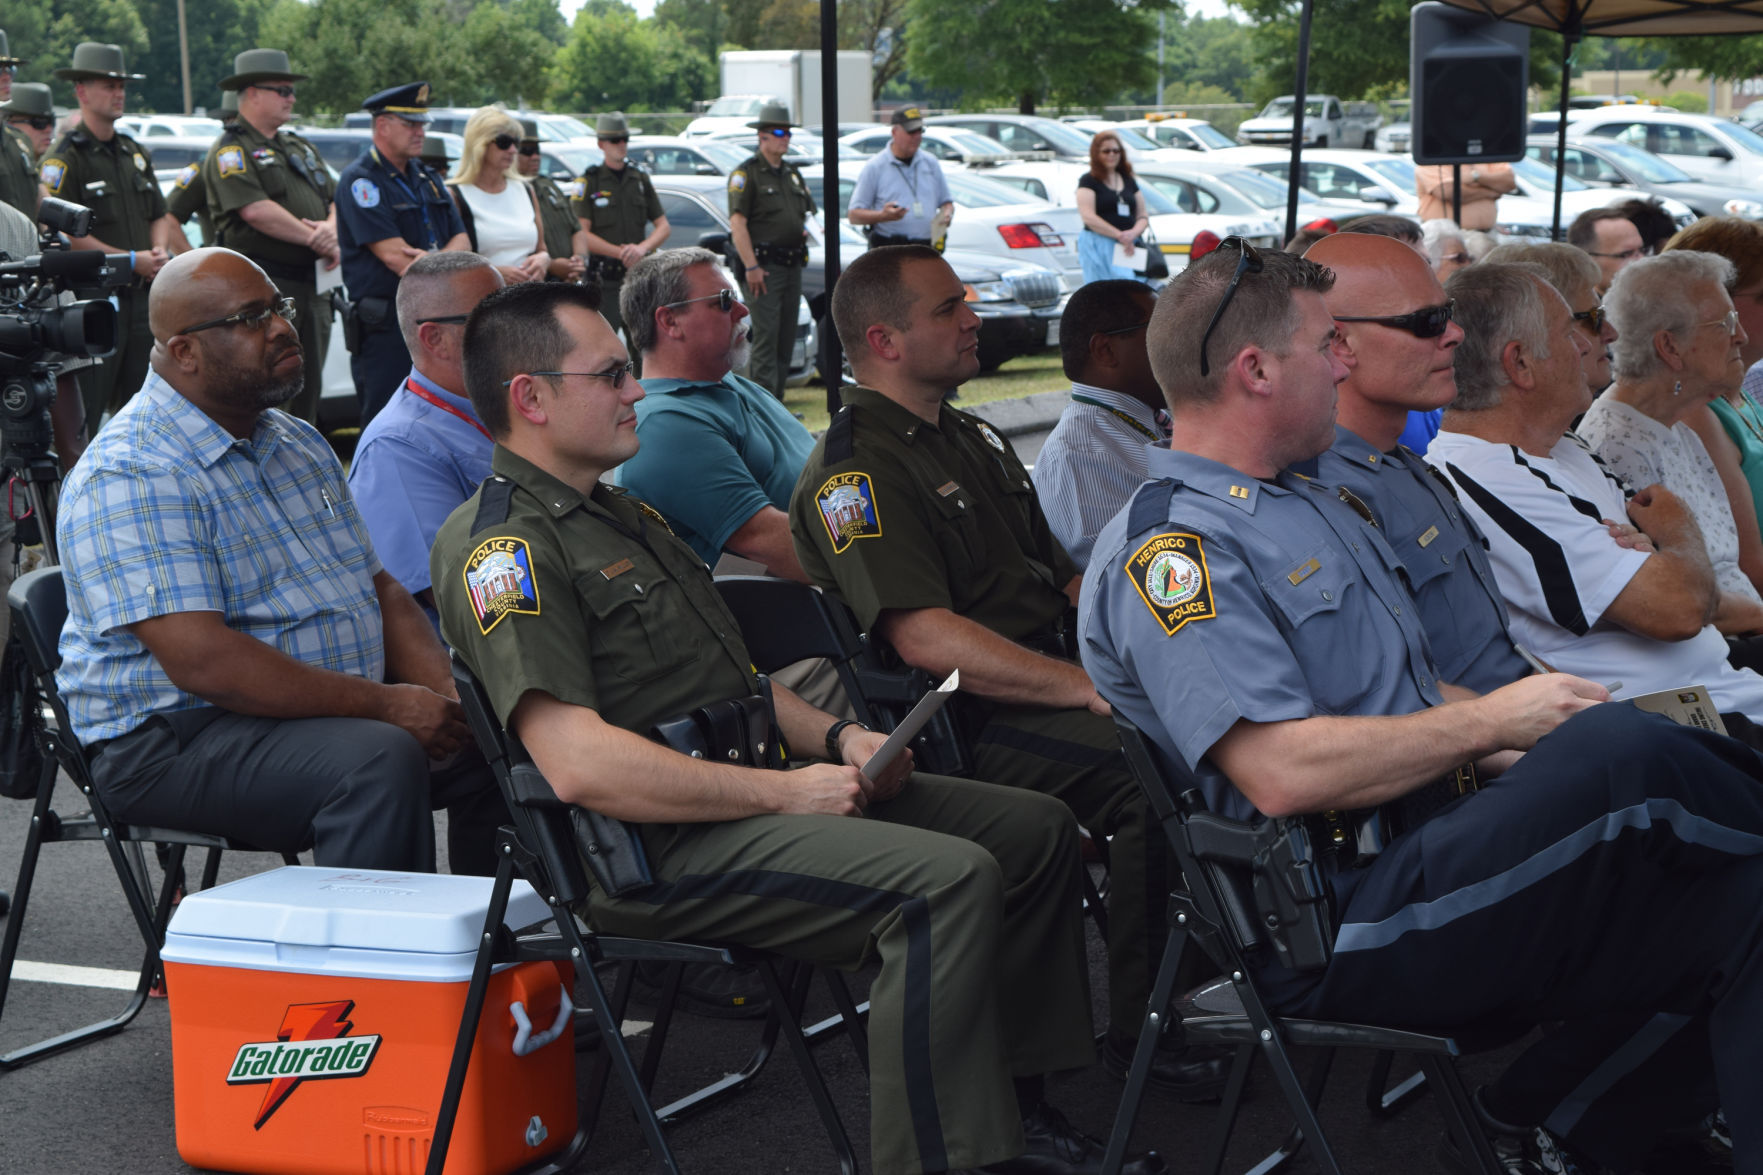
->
[[739, 261, 801, 401]]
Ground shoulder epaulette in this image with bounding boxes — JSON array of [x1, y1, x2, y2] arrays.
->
[[1125, 477, 1178, 536], [824, 404, 856, 463], [470, 475, 517, 536]]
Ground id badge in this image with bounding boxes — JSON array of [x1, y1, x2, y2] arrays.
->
[[1116, 199, 1129, 217], [912, 201, 923, 216]]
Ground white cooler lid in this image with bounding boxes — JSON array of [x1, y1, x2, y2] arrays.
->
[[161, 867, 555, 982]]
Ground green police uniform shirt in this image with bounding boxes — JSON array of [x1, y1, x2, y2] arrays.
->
[[726, 152, 816, 248], [0, 124, 37, 213], [570, 162, 662, 247], [433, 445, 759, 738], [39, 125, 167, 252], [789, 385, 1078, 639], [202, 121, 336, 269], [530, 174, 578, 264]]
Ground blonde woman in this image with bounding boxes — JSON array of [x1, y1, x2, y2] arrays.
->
[[448, 105, 548, 283]]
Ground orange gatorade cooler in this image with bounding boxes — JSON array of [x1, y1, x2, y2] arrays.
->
[[160, 866, 577, 1175]]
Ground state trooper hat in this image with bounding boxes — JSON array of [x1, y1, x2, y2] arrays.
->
[[0, 31, 27, 67], [361, 81, 433, 123], [747, 102, 795, 129], [595, 112, 630, 138], [0, 83, 52, 118], [519, 117, 541, 143], [218, 48, 308, 91], [54, 42, 144, 82]]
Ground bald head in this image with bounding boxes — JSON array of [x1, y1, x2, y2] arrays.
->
[[148, 247, 276, 343], [1305, 231, 1435, 315]]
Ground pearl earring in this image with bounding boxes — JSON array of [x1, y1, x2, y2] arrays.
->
[[1673, 380, 1682, 397]]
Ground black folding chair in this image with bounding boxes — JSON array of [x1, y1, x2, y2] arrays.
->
[[0, 566, 299, 1070], [426, 653, 865, 1175], [1099, 713, 1504, 1175]]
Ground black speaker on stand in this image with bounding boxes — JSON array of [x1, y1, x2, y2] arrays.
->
[[1411, 2, 1529, 165]]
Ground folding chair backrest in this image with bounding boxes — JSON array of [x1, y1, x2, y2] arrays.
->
[[713, 575, 877, 727], [9, 566, 67, 677], [451, 653, 592, 909]]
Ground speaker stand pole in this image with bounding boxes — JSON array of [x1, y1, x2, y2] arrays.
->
[[1451, 164, 1462, 226], [1554, 26, 1578, 240], [1282, 0, 1315, 245]]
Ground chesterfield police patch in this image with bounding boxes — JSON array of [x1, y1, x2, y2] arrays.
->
[[218, 146, 247, 177], [1126, 532, 1216, 636], [729, 170, 747, 193], [39, 159, 65, 193], [464, 536, 541, 634], [174, 163, 198, 189], [816, 472, 882, 554]]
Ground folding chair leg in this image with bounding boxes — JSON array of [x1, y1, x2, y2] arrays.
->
[[1366, 1049, 1428, 1117], [1201, 1045, 1256, 1175], [198, 846, 224, 893], [1252, 1036, 1343, 1175], [753, 959, 857, 1175], [1100, 921, 1189, 1175], [1421, 1054, 1503, 1175], [638, 962, 687, 1095], [811, 968, 868, 1072]]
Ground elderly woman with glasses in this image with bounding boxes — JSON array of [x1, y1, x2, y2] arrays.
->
[[446, 106, 549, 284], [1074, 131, 1149, 285], [1579, 250, 1763, 636]]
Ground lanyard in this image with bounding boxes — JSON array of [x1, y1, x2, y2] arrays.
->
[[404, 378, 490, 440], [373, 148, 439, 249], [891, 153, 922, 206], [1071, 394, 1160, 442]]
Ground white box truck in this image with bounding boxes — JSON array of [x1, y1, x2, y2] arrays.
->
[[682, 50, 874, 137]]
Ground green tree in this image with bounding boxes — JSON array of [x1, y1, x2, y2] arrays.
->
[[1159, 14, 1254, 102], [654, 0, 725, 63], [6, 0, 150, 109], [906, 0, 1164, 113], [1642, 34, 1763, 84], [257, 0, 466, 116], [842, 0, 909, 99], [131, 0, 279, 114], [549, 0, 712, 111], [455, 0, 561, 107]]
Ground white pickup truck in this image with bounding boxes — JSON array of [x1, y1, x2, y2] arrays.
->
[[1235, 95, 1382, 149]]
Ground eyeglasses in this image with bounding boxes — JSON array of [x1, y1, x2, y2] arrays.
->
[[664, 289, 737, 314], [1197, 237, 1263, 377], [251, 84, 296, 99], [600, 135, 628, 145], [1097, 320, 1150, 337], [517, 142, 540, 156], [1699, 309, 1742, 335], [1441, 251, 1470, 265], [177, 296, 297, 336], [1098, 147, 1122, 155], [1572, 305, 1608, 334], [1333, 301, 1456, 339], [416, 313, 471, 326], [1587, 246, 1647, 261], [492, 133, 519, 151], [762, 128, 792, 138], [506, 362, 636, 391], [9, 115, 52, 132]]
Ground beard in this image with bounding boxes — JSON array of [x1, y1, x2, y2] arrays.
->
[[209, 338, 305, 412], [726, 321, 753, 374]]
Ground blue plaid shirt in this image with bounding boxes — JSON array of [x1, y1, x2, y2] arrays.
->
[[57, 372, 385, 743]]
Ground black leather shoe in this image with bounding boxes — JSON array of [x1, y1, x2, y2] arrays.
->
[[1101, 1030, 1230, 1103], [971, 1101, 1167, 1175]]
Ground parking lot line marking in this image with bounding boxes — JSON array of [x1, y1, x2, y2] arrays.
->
[[12, 961, 142, 991], [622, 1020, 651, 1037]]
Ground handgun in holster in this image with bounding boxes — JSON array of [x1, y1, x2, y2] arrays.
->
[[1183, 807, 1334, 973]]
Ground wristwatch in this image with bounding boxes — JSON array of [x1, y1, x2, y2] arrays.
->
[[824, 718, 870, 762]]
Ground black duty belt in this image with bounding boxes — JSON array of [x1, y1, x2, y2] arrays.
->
[[587, 255, 627, 280], [1308, 762, 1482, 866], [868, 233, 932, 250], [253, 256, 316, 285], [755, 241, 809, 268]]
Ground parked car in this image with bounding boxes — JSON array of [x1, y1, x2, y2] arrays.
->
[[537, 143, 603, 183], [702, 126, 867, 162], [840, 125, 1022, 167], [1563, 106, 1763, 188], [117, 114, 223, 140], [682, 94, 787, 139], [1062, 120, 1197, 164], [1524, 134, 1763, 221], [289, 127, 464, 177], [626, 135, 747, 177], [1115, 117, 1236, 153], [925, 114, 1097, 162], [1235, 95, 1380, 149], [1133, 154, 1395, 232], [1501, 154, 1696, 234], [140, 134, 223, 182], [1374, 121, 1412, 154], [343, 107, 597, 149], [979, 158, 1280, 269]]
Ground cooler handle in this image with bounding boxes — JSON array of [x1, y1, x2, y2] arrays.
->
[[509, 986, 574, 1057]]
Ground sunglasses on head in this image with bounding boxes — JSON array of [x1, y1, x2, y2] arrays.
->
[[665, 288, 737, 314], [1333, 300, 1456, 339], [492, 133, 520, 151], [1198, 237, 1264, 377], [251, 84, 296, 98]]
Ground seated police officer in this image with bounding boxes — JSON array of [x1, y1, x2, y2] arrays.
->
[[429, 279, 1164, 1175], [789, 245, 1227, 1099], [1079, 242, 1763, 1173], [56, 247, 506, 875], [1304, 231, 1532, 695]]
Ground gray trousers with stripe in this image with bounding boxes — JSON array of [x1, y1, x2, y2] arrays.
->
[[1259, 702, 1763, 1171], [585, 774, 1096, 1175]]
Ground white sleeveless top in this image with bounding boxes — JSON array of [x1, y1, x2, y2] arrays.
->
[[458, 181, 537, 267]]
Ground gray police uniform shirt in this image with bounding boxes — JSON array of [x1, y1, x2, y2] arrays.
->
[[1315, 425, 1529, 695], [1077, 445, 1445, 821], [850, 147, 952, 241]]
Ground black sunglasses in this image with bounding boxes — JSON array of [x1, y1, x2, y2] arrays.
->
[[10, 115, 52, 131], [665, 289, 737, 314], [1333, 300, 1456, 339], [251, 84, 296, 99], [1573, 305, 1608, 334], [517, 142, 540, 155], [600, 135, 629, 145], [492, 133, 520, 151], [416, 314, 470, 326], [1198, 237, 1263, 377]]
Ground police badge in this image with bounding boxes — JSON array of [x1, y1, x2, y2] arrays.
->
[[1126, 532, 1217, 636], [816, 472, 882, 555], [463, 536, 541, 634]]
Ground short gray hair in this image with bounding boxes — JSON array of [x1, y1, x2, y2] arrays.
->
[[1480, 241, 1600, 303], [397, 251, 498, 346], [1606, 250, 1737, 381], [621, 247, 722, 355], [1446, 262, 1554, 412], [1420, 219, 1465, 268]]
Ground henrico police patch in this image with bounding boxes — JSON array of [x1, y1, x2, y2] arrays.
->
[[1126, 532, 1216, 636], [816, 472, 882, 554], [350, 177, 380, 208], [174, 163, 198, 189], [218, 146, 247, 177], [464, 536, 541, 634], [39, 159, 65, 194]]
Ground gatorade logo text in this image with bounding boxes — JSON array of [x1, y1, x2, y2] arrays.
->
[[228, 1000, 382, 1129]]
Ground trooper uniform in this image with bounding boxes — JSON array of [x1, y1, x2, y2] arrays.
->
[[728, 104, 815, 399], [335, 81, 464, 424], [166, 91, 237, 245], [0, 33, 34, 213], [1315, 424, 1530, 694], [571, 113, 662, 331], [202, 50, 336, 422], [432, 444, 1097, 1175], [521, 123, 579, 284], [1079, 443, 1763, 1169], [41, 43, 167, 423], [788, 385, 1168, 1044]]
